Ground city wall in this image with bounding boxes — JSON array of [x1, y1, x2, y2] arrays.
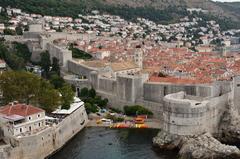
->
[[47, 43, 72, 68], [0, 106, 88, 159], [83, 70, 231, 118], [67, 65, 232, 120], [68, 61, 99, 79], [143, 82, 220, 104], [162, 91, 229, 136]]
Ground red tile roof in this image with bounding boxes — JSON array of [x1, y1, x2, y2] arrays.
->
[[0, 103, 44, 117]]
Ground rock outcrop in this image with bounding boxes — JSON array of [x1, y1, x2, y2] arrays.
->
[[153, 131, 240, 159], [153, 130, 181, 150], [179, 133, 240, 159]]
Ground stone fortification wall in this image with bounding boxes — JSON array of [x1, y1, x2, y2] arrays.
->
[[136, 99, 163, 118], [63, 75, 90, 90], [0, 106, 88, 159], [233, 76, 240, 114], [47, 43, 72, 68], [25, 40, 44, 62], [44, 32, 96, 42], [54, 105, 88, 150], [116, 74, 148, 103], [143, 82, 219, 104], [98, 76, 117, 95], [88, 73, 166, 117], [87, 71, 224, 119], [68, 61, 98, 79], [116, 75, 137, 103], [89, 71, 99, 89], [92, 74, 146, 103], [23, 32, 41, 39], [162, 91, 229, 136]]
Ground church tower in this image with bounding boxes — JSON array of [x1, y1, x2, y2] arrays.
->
[[134, 47, 143, 69]]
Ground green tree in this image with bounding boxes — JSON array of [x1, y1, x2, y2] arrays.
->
[[85, 102, 98, 114], [96, 98, 108, 108], [51, 57, 60, 75], [3, 28, 15, 35], [80, 87, 89, 98], [13, 42, 31, 62], [60, 83, 75, 110], [88, 87, 96, 98], [40, 51, 51, 78], [38, 85, 61, 112], [124, 105, 153, 116], [15, 25, 23, 35], [70, 47, 92, 59], [49, 74, 65, 89], [0, 71, 61, 112], [4, 52, 25, 70], [0, 41, 31, 70]]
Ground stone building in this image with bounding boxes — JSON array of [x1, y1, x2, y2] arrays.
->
[[134, 48, 143, 69], [0, 102, 45, 137], [0, 98, 88, 159]]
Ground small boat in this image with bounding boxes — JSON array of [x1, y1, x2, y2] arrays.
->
[[110, 123, 129, 128], [135, 124, 148, 128], [134, 117, 145, 124]]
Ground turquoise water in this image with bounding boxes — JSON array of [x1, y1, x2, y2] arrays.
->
[[49, 127, 177, 159]]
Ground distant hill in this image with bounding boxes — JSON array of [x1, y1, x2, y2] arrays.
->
[[1, 0, 240, 30]]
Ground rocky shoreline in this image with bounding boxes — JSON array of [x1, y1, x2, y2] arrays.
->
[[152, 97, 240, 159], [153, 130, 240, 159]]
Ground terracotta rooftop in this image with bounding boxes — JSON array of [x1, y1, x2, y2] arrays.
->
[[0, 103, 44, 117]]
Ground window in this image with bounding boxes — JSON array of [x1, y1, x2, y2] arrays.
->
[[237, 84, 240, 87], [20, 128, 22, 133], [38, 114, 41, 118], [28, 116, 32, 120], [39, 123, 41, 127]]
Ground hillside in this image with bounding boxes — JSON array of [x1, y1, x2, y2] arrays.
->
[[0, 0, 240, 30]]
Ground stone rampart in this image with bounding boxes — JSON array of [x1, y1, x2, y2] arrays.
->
[[63, 75, 90, 90], [162, 91, 229, 136], [47, 43, 72, 68], [68, 61, 98, 79], [98, 76, 117, 95], [143, 82, 217, 104]]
